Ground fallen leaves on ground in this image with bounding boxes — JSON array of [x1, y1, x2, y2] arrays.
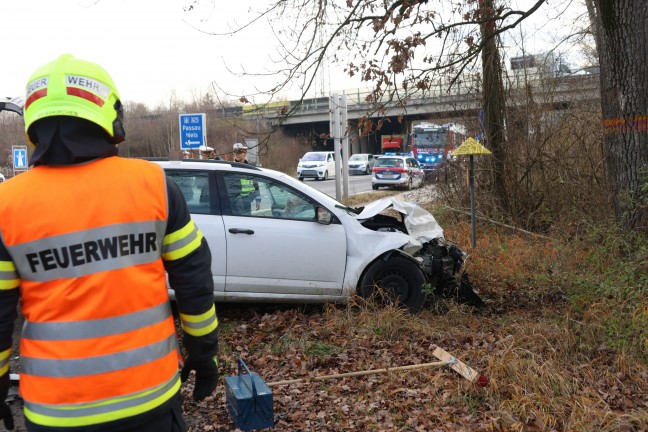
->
[[179, 301, 648, 431]]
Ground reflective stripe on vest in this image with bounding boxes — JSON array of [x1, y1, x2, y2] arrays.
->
[[23, 333, 177, 377], [22, 301, 172, 341], [240, 178, 254, 196], [7, 220, 166, 282], [23, 373, 181, 428]]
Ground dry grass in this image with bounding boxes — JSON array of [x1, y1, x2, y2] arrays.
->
[[313, 293, 648, 431], [305, 215, 647, 431]]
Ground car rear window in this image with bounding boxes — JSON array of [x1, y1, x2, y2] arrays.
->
[[375, 158, 404, 168]]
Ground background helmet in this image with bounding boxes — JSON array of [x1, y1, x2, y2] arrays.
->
[[24, 54, 125, 145], [233, 143, 248, 151]]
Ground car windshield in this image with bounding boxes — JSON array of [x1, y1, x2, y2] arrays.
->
[[375, 158, 403, 168], [349, 154, 367, 161], [302, 153, 326, 161], [413, 130, 447, 149]]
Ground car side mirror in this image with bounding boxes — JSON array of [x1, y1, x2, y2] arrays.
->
[[316, 206, 333, 225]]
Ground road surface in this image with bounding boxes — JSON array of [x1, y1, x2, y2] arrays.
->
[[301, 174, 373, 198]]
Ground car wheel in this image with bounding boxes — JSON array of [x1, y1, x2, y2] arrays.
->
[[358, 255, 426, 313], [372, 184, 379, 190], [298, 177, 304, 181], [323, 170, 329, 181]]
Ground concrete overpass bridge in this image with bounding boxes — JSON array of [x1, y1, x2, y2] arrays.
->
[[240, 71, 601, 154]]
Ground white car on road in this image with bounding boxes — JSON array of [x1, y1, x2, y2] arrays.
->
[[151, 158, 482, 312], [297, 151, 336, 181], [348, 153, 376, 175], [372, 155, 425, 190]]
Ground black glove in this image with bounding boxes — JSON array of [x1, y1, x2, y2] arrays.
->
[[180, 356, 218, 401], [0, 374, 14, 430]]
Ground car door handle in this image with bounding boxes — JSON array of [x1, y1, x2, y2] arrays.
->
[[229, 228, 255, 235]]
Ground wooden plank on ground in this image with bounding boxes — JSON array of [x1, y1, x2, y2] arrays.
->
[[432, 346, 480, 383]]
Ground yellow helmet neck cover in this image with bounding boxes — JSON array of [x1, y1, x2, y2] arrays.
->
[[24, 54, 125, 146]]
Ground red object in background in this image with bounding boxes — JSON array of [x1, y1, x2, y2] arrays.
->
[[477, 374, 489, 387], [382, 136, 403, 151]]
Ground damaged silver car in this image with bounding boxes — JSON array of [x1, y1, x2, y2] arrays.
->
[[151, 159, 484, 312]]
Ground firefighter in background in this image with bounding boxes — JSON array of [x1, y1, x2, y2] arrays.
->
[[0, 54, 219, 432], [232, 143, 261, 212]]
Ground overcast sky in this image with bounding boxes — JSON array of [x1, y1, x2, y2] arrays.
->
[[2, 0, 586, 109]]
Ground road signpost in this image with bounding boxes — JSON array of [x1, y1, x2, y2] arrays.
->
[[179, 113, 207, 151], [452, 137, 492, 250], [12, 146, 28, 175]]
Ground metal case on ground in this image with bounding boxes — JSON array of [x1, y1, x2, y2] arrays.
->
[[225, 359, 274, 431]]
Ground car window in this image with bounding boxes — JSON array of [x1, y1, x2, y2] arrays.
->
[[166, 170, 211, 214], [223, 173, 317, 221]]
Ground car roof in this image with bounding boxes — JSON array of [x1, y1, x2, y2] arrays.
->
[[377, 155, 410, 159], [143, 158, 262, 172]]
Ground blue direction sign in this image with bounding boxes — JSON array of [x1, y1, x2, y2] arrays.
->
[[12, 146, 28, 170], [179, 113, 206, 150]]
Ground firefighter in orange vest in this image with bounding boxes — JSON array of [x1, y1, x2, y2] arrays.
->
[[0, 54, 219, 431]]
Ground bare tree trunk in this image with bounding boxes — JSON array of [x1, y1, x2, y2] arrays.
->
[[593, 0, 648, 231], [480, 0, 511, 216], [584, 0, 602, 52]]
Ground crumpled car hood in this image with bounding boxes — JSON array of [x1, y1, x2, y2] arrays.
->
[[353, 197, 445, 242]]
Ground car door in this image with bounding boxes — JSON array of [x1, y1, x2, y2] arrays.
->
[[219, 172, 347, 296], [164, 169, 226, 292], [407, 158, 425, 186]]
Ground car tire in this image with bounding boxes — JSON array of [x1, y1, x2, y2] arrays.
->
[[298, 177, 304, 181], [322, 170, 329, 181], [372, 184, 379, 190], [358, 255, 426, 313]]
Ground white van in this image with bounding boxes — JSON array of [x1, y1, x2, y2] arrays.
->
[[296, 151, 336, 181]]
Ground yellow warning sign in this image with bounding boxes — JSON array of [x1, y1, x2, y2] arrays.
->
[[452, 137, 493, 156]]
